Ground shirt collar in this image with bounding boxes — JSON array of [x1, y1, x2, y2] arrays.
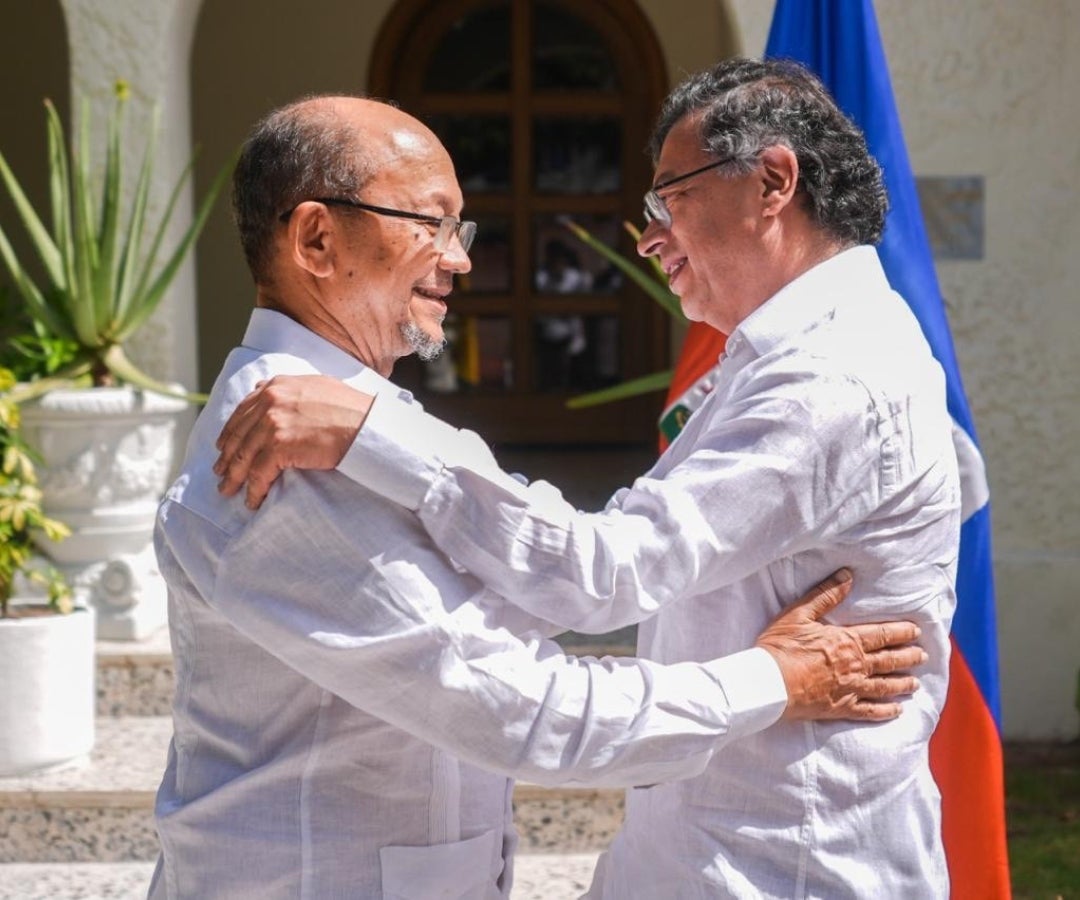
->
[[732, 246, 889, 359], [241, 307, 416, 401]]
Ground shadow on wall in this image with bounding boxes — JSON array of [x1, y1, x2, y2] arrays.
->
[[0, 0, 69, 335]]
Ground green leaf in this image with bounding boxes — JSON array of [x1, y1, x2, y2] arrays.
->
[[2, 86, 231, 400], [2, 446, 35, 481], [0, 159, 73, 338], [41, 517, 70, 542], [562, 219, 687, 322], [0, 140, 63, 286], [50, 580, 74, 615], [0, 221, 69, 338], [559, 219, 684, 412], [67, 98, 101, 347], [566, 369, 673, 409], [3, 365, 92, 406], [45, 99, 77, 329], [114, 109, 157, 324], [92, 88, 125, 337], [101, 345, 206, 404], [117, 147, 235, 344]]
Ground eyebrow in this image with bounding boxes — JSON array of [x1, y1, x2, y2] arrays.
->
[[650, 170, 677, 190], [427, 190, 462, 215]]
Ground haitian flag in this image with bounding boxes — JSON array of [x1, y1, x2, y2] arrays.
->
[[658, 1, 1009, 895]]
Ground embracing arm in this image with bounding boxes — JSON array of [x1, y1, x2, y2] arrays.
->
[[215, 374, 375, 495], [180, 473, 922, 788], [215, 373, 878, 634]]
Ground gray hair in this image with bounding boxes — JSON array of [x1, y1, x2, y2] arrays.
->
[[231, 95, 381, 284], [650, 57, 887, 246]]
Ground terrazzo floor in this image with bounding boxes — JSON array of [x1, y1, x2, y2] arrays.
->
[[0, 853, 601, 899]]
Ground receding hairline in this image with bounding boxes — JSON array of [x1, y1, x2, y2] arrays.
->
[[278, 94, 444, 168]]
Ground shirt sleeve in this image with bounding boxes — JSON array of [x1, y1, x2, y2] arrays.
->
[[171, 472, 787, 790], [338, 372, 882, 634], [339, 390, 524, 510]]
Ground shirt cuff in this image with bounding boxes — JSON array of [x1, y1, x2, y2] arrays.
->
[[702, 647, 788, 738], [337, 392, 442, 510]]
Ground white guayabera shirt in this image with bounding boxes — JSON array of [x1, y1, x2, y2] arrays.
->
[[338, 247, 960, 899], [148, 308, 788, 900]]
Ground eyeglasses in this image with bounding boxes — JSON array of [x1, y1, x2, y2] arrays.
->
[[643, 158, 733, 228], [279, 197, 477, 253]]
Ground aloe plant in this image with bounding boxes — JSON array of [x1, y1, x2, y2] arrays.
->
[[0, 367, 71, 618], [0, 80, 232, 401], [561, 218, 686, 409]]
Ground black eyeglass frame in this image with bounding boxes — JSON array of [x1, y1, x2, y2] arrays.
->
[[643, 157, 735, 227], [279, 197, 476, 252]]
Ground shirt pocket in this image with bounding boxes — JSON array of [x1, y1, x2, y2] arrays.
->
[[380, 829, 500, 900]]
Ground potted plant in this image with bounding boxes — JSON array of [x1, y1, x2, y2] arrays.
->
[[0, 80, 232, 639], [0, 366, 94, 775]]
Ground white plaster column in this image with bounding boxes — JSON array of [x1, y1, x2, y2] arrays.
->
[[58, 0, 206, 393], [52, 0, 208, 639]]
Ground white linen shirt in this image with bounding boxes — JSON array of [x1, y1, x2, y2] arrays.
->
[[338, 247, 961, 898], [149, 308, 790, 900]]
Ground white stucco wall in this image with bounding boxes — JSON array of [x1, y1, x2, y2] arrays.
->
[[883, 2, 1080, 741], [55, 0, 1080, 739]]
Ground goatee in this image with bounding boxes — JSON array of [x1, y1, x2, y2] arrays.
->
[[401, 321, 446, 361]]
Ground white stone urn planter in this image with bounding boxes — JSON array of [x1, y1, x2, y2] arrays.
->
[[0, 606, 96, 776], [19, 386, 188, 640]]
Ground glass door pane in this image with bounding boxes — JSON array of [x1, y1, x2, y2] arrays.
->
[[533, 214, 624, 295], [533, 117, 621, 194], [533, 1, 619, 90], [532, 314, 620, 392], [423, 6, 511, 91], [429, 115, 512, 192]]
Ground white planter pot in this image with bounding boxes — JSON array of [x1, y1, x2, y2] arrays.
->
[[0, 606, 96, 777], [19, 386, 188, 640]]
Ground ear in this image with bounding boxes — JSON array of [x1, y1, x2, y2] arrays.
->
[[287, 202, 338, 279], [758, 145, 800, 219]]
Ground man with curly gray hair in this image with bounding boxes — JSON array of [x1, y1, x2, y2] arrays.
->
[[650, 57, 887, 246], [216, 59, 957, 898]]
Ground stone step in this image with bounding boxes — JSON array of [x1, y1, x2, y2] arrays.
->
[[0, 862, 155, 900], [0, 854, 602, 899], [0, 718, 164, 864], [95, 629, 173, 718], [0, 717, 624, 864]]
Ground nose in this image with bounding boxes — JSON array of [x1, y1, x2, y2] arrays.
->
[[439, 237, 472, 274], [636, 219, 666, 259]]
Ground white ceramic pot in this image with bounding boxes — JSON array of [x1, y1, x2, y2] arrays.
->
[[0, 606, 96, 776], [19, 386, 188, 640]]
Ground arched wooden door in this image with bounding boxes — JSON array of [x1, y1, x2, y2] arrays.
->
[[371, 0, 669, 445]]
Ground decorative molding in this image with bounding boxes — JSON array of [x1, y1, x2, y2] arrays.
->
[[19, 386, 186, 640]]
